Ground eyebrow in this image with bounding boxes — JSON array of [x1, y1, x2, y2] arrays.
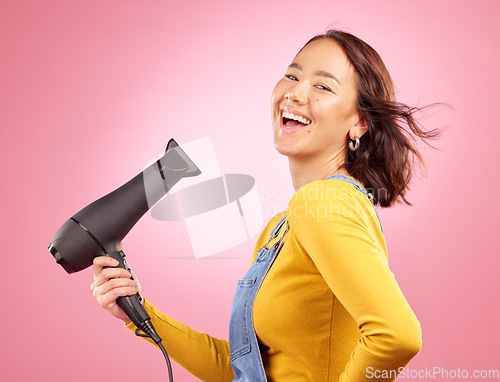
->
[[288, 63, 341, 85]]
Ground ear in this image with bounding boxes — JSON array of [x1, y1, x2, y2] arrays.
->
[[349, 115, 368, 140]]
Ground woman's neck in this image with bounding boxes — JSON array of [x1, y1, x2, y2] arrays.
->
[[288, 153, 350, 191]]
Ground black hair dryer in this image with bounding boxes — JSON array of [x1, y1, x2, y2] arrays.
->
[[48, 138, 200, 343]]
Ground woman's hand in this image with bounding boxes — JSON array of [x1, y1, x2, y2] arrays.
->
[[90, 248, 140, 325]]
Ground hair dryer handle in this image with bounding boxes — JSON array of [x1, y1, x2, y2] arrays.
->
[[106, 250, 150, 327]]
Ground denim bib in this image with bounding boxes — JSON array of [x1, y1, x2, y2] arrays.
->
[[228, 175, 382, 381]]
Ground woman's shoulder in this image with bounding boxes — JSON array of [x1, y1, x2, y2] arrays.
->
[[286, 176, 383, 233], [288, 177, 372, 213], [286, 177, 384, 243]]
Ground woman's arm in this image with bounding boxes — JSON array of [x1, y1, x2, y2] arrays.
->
[[91, 256, 234, 382], [125, 300, 234, 382], [287, 180, 422, 382]]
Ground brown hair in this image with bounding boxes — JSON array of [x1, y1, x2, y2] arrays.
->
[[303, 30, 440, 207]]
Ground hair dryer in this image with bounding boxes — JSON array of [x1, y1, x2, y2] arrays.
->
[[48, 138, 200, 354]]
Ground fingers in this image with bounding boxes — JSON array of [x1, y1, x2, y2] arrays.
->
[[91, 270, 138, 314], [90, 252, 137, 324], [91, 280, 137, 324], [94, 276, 136, 295], [130, 270, 142, 294], [93, 268, 132, 291], [92, 278, 138, 305], [92, 256, 119, 279], [95, 286, 135, 311]]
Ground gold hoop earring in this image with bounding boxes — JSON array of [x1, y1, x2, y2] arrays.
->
[[349, 136, 360, 151]]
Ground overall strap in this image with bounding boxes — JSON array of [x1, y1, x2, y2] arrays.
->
[[270, 216, 287, 238], [326, 174, 383, 233], [229, 214, 289, 381]]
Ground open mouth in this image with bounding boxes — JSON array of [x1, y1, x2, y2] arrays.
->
[[282, 110, 311, 126], [280, 108, 312, 133]]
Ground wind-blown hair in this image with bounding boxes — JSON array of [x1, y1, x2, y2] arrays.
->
[[303, 30, 440, 207]]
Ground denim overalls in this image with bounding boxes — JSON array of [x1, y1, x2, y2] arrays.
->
[[228, 175, 383, 381]]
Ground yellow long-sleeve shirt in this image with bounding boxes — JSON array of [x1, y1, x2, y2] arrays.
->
[[126, 177, 422, 381]]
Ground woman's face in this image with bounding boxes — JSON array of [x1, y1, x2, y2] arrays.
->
[[271, 38, 364, 161]]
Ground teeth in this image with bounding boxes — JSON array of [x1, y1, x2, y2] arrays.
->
[[282, 110, 311, 125]]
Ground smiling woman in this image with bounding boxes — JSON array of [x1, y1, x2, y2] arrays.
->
[[91, 29, 438, 382], [272, 37, 365, 189], [273, 32, 438, 204]]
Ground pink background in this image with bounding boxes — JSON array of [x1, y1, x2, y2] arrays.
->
[[2, 1, 499, 381]]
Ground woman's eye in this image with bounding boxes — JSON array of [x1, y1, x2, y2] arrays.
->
[[315, 84, 332, 92], [285, 74, 298, 81]]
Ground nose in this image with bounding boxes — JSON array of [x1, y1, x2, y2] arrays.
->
[[285, 82, 308, 105]]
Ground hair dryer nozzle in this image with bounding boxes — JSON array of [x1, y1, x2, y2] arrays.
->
[[165, 138, 201, 177]]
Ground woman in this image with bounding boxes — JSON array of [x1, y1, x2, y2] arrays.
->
[[91, 30, 436, 381]]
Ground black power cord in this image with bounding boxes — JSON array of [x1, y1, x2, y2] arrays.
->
[[158, 342, 174, 382], [135, 319, 174, 382]]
